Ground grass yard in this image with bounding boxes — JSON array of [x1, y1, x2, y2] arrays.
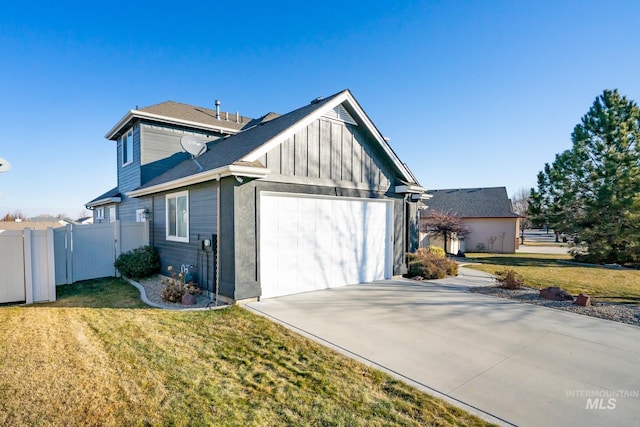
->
[[0, 278, 490, 427], [465, 252, 640, 304]]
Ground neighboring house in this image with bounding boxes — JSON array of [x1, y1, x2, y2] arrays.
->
[[87, 89, 425, 302], [419, 187, 520, 254], [76, 216, 94, 225]]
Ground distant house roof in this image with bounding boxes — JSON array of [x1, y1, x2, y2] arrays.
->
[[423, 187, 520, 218], [106, 101, 254, 140], [86, 187, 121, 208], [127, 89, 421, 197]]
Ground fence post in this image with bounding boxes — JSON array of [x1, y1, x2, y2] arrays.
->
[[46, 228, 56, 302], [114, 220, 121, 277], [66, 224, 74, 284], [22, 228, 33, 304]]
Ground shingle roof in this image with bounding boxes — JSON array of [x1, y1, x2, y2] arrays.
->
[[423, 187, 519, 218], [137, 91, 345, 190], [139, 101, 253, 131], [86, 187, 121, 206]]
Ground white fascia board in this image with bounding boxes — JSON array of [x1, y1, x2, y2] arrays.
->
[[240, 91, 416, 184], [126, 165, 270, 198], [395, 184, 426, 194], [345, 94, 416, 184], [105, 110, 242, 140], [85, 197, 122, 209], [241, 92, 350, 162]]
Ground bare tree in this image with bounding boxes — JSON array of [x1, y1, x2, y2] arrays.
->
[[1, 210, 25, 222], [511, 188, 531, 244]]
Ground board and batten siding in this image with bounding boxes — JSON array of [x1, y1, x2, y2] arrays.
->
[[150, 181, 218, 292], [258, 118, 392, 189]]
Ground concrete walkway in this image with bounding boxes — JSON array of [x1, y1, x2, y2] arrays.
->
[[246, 268, 640, 427]]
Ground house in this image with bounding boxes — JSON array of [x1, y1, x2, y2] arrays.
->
[[419, 187, 520, 254], [87, 89, 425, 302]]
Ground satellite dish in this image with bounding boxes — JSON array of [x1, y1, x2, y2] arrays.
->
[[180, 135, 207, 158], [0, 157, 11, 173], [180, 135, 207, 171]]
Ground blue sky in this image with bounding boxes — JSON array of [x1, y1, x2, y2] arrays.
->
[[1, 0, 639, 217]]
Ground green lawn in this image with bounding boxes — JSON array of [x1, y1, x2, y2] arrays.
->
[[0, 278, 491, 426], [465, 252, 640, 304]]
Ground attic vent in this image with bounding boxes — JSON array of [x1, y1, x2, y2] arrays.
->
[[322, 104, 357, 126]]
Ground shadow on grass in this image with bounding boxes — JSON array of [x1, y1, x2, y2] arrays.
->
[[468, 255, 569, 268], [40, 278, 150, 309]]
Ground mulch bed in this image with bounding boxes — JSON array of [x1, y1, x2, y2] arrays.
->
[[470, 285, 640, 327]]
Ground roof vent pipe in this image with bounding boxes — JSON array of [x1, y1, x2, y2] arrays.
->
[[225, 111, 229, 121], [215, 100, 221, 120], [236, 112, 239, 123]]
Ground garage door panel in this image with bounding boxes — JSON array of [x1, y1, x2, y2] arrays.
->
[[260, 193, 392, 299]]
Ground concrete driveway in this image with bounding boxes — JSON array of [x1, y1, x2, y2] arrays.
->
[[246, 268, 640, 427]]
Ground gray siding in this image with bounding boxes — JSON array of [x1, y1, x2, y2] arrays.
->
[[140, 124, 221, 184], [227, 178, 407, 301], [117, 124, 142, 193], [258, 118, 393, 189], [149, 181, 218, 294]]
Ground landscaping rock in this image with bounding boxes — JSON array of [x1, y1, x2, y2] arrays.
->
[[540, 287, 574, 301], [574, 293, 591, 307], [182, 293, 197, 305]]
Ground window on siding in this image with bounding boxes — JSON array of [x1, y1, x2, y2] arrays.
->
[[95, 207, 104, 219], [166, 191, 189, 242], [108, 206, 116, 223], [121, 129, 133, 166]]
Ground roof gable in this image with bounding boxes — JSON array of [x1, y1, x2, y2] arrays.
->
[[126, 90, 420, 197], [423, 187, 519, 218]]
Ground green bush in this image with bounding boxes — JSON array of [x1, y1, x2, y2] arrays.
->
[[114, 246, 160, 279], [427, 246, 446, 258], [406, 248, 458, 280]]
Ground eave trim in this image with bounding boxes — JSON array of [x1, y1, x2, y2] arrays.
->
[[126, 165, 271, 197], [105, 110, 243, 140]]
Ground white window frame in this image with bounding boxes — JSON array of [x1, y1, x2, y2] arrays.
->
[[108, 206, 116, 223], [121, 129, 133, 166], [166, 190, 189, 242], [95, 207, 104, 220]]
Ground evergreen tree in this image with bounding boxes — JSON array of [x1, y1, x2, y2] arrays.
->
[[530, 89, 640, 263]]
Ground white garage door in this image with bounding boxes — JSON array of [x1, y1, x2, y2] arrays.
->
[[260, 192, 393, 299]]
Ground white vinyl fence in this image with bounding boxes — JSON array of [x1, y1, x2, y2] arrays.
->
[[0, 221, 149, 304], [0, 228, 56, 304]]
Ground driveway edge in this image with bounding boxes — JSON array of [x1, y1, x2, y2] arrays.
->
[[244, 304, 515, 427]]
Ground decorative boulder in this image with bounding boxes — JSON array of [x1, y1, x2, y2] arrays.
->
[[540, 287, 574, 301], [182, 293, 197, 305], [574, 293, 591, 307]]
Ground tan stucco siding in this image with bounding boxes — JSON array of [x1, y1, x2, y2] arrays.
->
[[463, 218, 518, 253]]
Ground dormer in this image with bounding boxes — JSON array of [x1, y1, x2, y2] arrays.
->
[[106, 101, 254, 190]]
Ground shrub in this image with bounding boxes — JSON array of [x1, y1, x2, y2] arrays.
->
[[406, 249, 458, 280], [160, 266, 201, 303], [427, 246, 446, 258], [114, 246, 160, 279], [495, 269, 524, 289]]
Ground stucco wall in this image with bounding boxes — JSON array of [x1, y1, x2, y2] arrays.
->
[[463, 218, 518, 253]]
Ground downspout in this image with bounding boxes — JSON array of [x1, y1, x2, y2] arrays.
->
[[215, 175, 221, 306]]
